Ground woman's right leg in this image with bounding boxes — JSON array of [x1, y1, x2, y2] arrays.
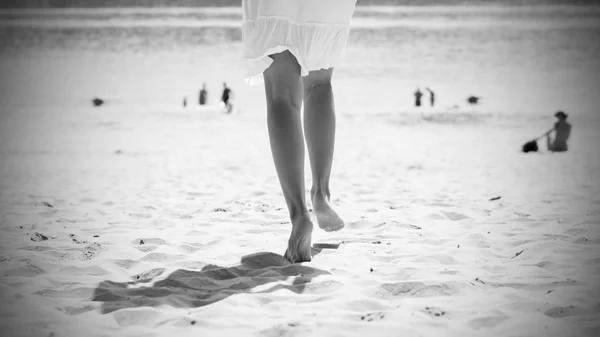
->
[[263, 50, 313, 263]]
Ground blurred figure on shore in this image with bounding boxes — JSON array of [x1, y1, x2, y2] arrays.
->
[[467, 96, 480, 105], [221, 82, 232, 113], [199, 83, 207, 106], [425, 87, 435, 107], [546, 111, 571, 152], [414, 88, 423, 107]]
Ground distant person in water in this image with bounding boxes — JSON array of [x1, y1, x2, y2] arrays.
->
[[425, 87, 435, 107], [546, 111, 571, 152], [199, 83, 207, 106], [221, 82, 232, 113], [467, 96, 480, 105], [414, 88, 423, 107]]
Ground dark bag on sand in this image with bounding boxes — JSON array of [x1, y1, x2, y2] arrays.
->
[[522, 140, 538, 153]]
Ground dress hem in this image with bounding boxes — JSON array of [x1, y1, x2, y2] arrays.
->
[[241, 16, 352, 85]]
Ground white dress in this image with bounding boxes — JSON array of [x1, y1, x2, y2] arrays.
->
[[242, 0, 358, 85]]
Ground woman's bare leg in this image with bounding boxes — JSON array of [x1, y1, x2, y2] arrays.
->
[[263, 51, 313, 263], [303, 69, 344, 232]]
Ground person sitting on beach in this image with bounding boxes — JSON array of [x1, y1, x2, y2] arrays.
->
[[199, 83, 208, 106], [546, 111, 571, 152], [241, 0, 357, 263]]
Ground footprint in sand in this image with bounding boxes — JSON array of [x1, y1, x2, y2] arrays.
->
[[178, 243, 204, 253], [259, 322, 305, 337], [18, 245, 54, 252], [69, 234, 87, 244], [80, 242, 102, 260], [140, 252, 185, 263], [424, 306, 446, 317], [131, 268, 166, 282], [429, 213, 447, 220], [30, 232, 49, 242], [128, 213, 153, 219], [377, 282, 456, 298], [441, 211, 471, 221], [136, 246, 158, 253], [469, 315, 509, 330], [38, 208, 58, 217], [133, 238, 166, 252], [544, 305, 587, 318], [59, 265, 108, 276], [34, 201, 54, 208], [79, 197, 95, 204], [35, 287, 94, 299], [4, 264, 46, 277], [57, 304, 96, 316], [347, 219, 374, 229], [111, 259, 138, 269], [360, 311, 386, 322], [112, 309, 162, 328]]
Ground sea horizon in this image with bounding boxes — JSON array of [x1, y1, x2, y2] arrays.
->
[[1, 0, 598, 128], [2, 0, 600, 8]]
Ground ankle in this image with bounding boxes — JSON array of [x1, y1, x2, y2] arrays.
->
[[288, 205, 310, 222], [310, 187, 330, 200], [289, 210, 312, 230]]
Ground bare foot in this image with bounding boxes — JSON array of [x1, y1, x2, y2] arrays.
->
[[284, 213, 313, 263], [312, 193, 344, 232]]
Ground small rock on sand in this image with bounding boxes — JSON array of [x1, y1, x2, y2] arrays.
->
[[31, 232, 49, 242]]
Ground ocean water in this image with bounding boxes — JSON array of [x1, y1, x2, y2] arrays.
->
[[0, 4, 599, 127]]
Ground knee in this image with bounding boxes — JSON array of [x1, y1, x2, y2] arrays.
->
[[264, 72, 302, 110], [304, 81, 333, 97], [266, 83, 302, 110], [304, 68, 333, 96]]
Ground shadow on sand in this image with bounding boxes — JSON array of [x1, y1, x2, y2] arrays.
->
[[92, 244, 339, 314]]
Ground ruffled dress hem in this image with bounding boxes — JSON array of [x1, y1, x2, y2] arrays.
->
[[242, 16, 351, 85]]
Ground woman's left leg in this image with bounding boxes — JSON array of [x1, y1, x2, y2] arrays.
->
[[302, 68, 344, 232]]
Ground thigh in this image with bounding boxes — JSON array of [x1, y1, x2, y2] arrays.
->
[[264, 50, 303, 107]]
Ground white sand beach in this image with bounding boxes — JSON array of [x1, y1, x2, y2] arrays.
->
[[1, 102, 599, 336], [2, 2, 600, 336]]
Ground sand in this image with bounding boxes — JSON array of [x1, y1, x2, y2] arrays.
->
[[0, 103, 599, 337]]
